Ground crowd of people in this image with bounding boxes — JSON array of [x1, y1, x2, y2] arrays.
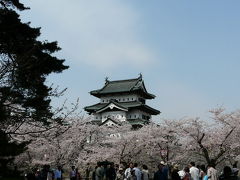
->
[[25, 161, 240, 180], [90, 161, 240, 180], [25, 165, 80, 180], [91, 162, 148, 180]]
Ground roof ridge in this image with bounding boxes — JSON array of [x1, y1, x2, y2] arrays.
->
[[130, 78, 142, 91], [108, 77, 139, 83], [96, 77, 139, 93]]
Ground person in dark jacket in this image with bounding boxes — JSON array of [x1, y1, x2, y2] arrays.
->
[[154, 164, 165, 180], [219, 166, 239, 180], [40, 165, 49, 180], [107, 163, 116, 180], [171, 165, 181, 180]]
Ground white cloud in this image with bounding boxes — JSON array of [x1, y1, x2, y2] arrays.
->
[[22, 0, 156, 69]]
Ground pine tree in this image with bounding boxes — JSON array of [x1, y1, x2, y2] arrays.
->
[[0, 0, 69, 176]]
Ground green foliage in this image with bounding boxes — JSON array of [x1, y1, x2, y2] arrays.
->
[[0, 8, 68, 125], [0, 130, 28, 177], [0, 0, 27, 10], [0, 0, 69, 177]]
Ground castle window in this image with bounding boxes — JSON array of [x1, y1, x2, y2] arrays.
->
[[129, 115, 131, 118], [134, 115, 136, 118], [132, 98, 134, 100], [123, 98, 125, 101], [127, 98, 129, 101]]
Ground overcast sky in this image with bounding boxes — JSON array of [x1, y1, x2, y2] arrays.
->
[[21, 0, 240, 122]]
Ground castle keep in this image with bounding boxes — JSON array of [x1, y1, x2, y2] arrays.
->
[[84, 75, 160, 127]]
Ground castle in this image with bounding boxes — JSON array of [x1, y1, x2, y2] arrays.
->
[[84, 75, 160, 128]]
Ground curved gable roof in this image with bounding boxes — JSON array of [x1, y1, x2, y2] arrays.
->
[[84, 101, 160, 115], [90, 76, 155, 99], [96, 100, 128, 113]]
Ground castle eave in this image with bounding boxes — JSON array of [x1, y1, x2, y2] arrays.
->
[[84, 101, 160, 115]]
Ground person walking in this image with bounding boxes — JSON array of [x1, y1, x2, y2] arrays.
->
[[76, 168, 82, 180], [199, 165, 206, 180], [171, 164, 181, 180], [54, 166, 63, 180], [47, 169, 54, 180], [232, 163, 239, 177], [106, 163, 116, 180], [161, 161, 168, 180], [189, 162, 199, 180], [133, 163, 141, 180], [96, 162, 104, 180], [124, 163, 134, 180], [70, 166, 77, 180], [207, 163, 217, 180], [142, 165, 149, 180], [219, 166, 238, 180], [116, 167, 124, 180], [92, 166, 98, 180], [154, 164, 165, 180], [40, 165, 50, 180], [203, 165, 210, 180], [182, 167, 191, 180]]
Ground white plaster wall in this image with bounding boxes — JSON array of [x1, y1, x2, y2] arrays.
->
[[100, 94, 141, 103], [95, 111, 126, 122], [94, 109, 151, 121], [126, 109, 151, 120], [93, 113, 101, 121], [126, 109, 141, 119]]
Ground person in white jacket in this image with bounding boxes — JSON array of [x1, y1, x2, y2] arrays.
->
[[124, 163, 134, 180], [142, 165, 149, 180], [207, 163, 217, 180], [189, 162, 199, 180]]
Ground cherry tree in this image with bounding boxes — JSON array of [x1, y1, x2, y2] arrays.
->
[[176, 108, 240, 166], [15, 116, 95, 167], [15, 107, 240, 172]]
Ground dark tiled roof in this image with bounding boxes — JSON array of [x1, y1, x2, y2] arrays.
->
[[84, 103, 105, 111], [84, 101, 141, 112], [128, 118, 149, 125], [140, 104, 161, 115], [90, 76, 155, 99], [84, 101, 160, 115]]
